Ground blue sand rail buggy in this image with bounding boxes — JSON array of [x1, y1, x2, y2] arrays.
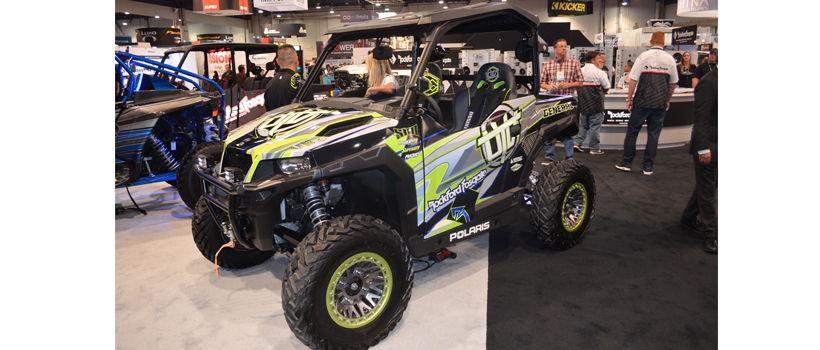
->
[[115, 51, 227, 211]]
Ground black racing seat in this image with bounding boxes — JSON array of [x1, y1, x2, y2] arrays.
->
[[395, 63, 442, 101], [451, 63, 517, 132]]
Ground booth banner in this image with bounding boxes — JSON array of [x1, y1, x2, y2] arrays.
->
[[547, 0, 593, 17], [677, 0, 717, 17], [438, 52, 459, 68], [197, 34, 234, 43], [116, 36, 133, 45], [316, 40, 377, 59], [193, 0, 250, 16], [263, 24, 307, 37], [647, 19, 675, 27], [389, 50, 414, 70], [340, 11, 373, 23], [672, 25, 697, 45], [224, 85, 268, 127], [136, 28, 182, 47], [254, 0, 308, 12]]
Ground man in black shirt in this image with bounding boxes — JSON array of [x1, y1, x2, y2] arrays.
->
[[264, 44, 314, 111], [692, 48, 717, 89]]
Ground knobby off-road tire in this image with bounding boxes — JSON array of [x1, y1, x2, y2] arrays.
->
[[191, 196, 275, 269], [282, 215, 414, 350], [530, 159, 596, 250], [177, 141, 224, 210]]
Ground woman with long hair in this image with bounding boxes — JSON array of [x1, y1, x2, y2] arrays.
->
[[678, 51, 697, 88], [365, 52, 398, 96]]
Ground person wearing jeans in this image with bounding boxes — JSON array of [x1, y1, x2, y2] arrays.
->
[[575, 51, 610, 154], [620, 107, 666, 171], [616, 31, 678, 175], [575, 111, 606, 153]]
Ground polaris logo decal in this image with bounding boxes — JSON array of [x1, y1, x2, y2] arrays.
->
[[257, 109, 333, 137], [428, 170, 488, 213], [449, 221, 490, 242]]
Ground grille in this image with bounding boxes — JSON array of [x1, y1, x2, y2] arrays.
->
[[522, 132, 540, 156], [222, 147, 253, 173]]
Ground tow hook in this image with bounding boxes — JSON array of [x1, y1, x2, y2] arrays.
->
[[220, 222, 237, 246], [428, 248, 457, 263]]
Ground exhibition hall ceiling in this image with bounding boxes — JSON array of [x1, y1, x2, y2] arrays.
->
[[125, 0, 471, 13]]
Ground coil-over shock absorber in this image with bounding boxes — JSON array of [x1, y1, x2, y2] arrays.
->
[[302, 183, 331, 227], [146, 133, 180, 172]]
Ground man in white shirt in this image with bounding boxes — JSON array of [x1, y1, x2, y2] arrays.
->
[[616, 31, 678, 175], [574, 51, 610, 154]]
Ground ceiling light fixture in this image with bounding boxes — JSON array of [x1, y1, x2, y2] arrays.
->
[[259, 10, 263, 13], [276, 14, 282, 17], [124, 11, 129, 14], [330, 8, 335, 13], [385, 6, 389, 11], [154, 15, 160, 18], [122, 22, 128, 25], [316, 4, 321, 9], [622, 1, 628, 5], [376, 3, 381, 6]]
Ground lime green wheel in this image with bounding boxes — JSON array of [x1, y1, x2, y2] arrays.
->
[[530, 159, 596, 250], [282, 215, 414, 349]]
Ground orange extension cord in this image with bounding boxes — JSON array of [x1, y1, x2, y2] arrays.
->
[[214, 241, 235, 277]]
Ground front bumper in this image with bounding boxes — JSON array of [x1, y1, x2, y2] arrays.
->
[[195, 164, 314, 251]]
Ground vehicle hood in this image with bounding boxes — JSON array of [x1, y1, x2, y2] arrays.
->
[[223, 102, 397, 163]]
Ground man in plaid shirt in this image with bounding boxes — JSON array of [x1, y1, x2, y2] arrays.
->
[[540, 38, 584, 164]]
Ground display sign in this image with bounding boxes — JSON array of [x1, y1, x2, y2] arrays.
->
[[672, 25, 697, 45], [115, 36, 133, 45], [389, 50, 414, 70], [677, 0, 718, 18], [193, 0, 250, 16], [263, 24, 307, 37], [316, 40, 378, 59], [647, 19, 675, 27], [254, 0, 308, 12], [340, 11, 374, 23], [224, 85, 268, 127], [604, 110, 637, 125], [438, 51, 459, 68], [699, 43, 713, 51], [547, 0, 593, 17], [594, 33, 616, 45], [197, 34, 234, 43], [135, 28, 182, 47]]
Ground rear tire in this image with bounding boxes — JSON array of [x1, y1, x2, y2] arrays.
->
[[177, 141, 224, 210], [282, 215, 413, 349], [529, 159, 596, 250], [191, 196, 274, 268]]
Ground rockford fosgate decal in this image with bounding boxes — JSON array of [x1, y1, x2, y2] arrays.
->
[[428, 170, 488, 213], [224, 94, 266, 123], [449, 221, 490, 242]]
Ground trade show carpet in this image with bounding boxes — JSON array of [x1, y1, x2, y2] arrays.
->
[[115, 146, 716, 350], [486, 146, 717, 350]]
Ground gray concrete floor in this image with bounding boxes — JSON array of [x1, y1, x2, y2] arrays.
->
[[115, 182, 489, 350]]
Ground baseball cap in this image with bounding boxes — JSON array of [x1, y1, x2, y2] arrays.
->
[[709, 48, 718, 55]]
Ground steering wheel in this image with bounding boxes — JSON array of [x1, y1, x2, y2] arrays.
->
[[413, 90, 444, 125]]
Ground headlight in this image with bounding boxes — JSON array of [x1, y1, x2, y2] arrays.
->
[[197, 154, 215, 169], [223, 167, 245, 184], [278, 157, 312, 175]]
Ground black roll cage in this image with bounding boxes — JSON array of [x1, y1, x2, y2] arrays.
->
[[294, 7, 541, 119]]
